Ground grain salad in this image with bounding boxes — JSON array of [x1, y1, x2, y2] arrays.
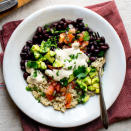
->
[[20, 18, 109, 112]]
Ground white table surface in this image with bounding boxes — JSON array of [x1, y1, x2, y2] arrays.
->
[[0, 0, 131, 131]]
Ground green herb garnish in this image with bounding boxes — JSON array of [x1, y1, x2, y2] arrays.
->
[[98, 51, 105, 57], [56, 70, 60, 76], [26, 86, 32, 91], [83, 31, 90, 41], [60, 77, 68, 87], [33, 70, 37, 78], [68, 66, 72, 70]]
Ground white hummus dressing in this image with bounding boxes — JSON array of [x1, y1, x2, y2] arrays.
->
[[45, 42, 89, 81]]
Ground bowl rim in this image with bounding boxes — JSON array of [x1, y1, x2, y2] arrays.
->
[[3, 5, 126, 128]]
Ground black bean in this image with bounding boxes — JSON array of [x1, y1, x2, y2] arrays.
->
[[105, 43, 109, 48], [20, 60, 26, 66], [60, 18, 66, 22], [63, 23, 67, 29], [37, 26, 43, 34], [83, 27, 89, 31], [93, 41, 97, 46], [94, 49, 99, 53], [90, 45, 95, 51], [42, 30, 47, 35], [99, 42, 104, 46], [21, 66, 26, 71], [89, 57, 96, 62], [26, 40, 33, 47], [100, 36, 105, 43], [59, 21, 64, 26], [57, 25, 62, 30], [89, 35, 94, 41], [44, 33, 49, 38], [100, 45, 109, 50], [79, 22, 84, 28], [66, 20, 72, 25], [23, 72, 29, 80], [33, 35, 39, 42], [88, 29, 93, 34], [39, 35, 43, 39], [76, 18, 83, 23]]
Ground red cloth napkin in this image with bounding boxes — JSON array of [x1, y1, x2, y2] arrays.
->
[[0, 1, 131, 131]]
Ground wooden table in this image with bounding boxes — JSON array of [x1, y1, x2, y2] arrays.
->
[[0, 0, 131, 131]]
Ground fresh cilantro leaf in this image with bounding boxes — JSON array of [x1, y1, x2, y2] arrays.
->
[[77, 73, 87, 79], [27, 61, 38, 69], [26, 86, 32, 91], [83, 31, 90, 41], [60, 77, 68, 87], [73, 66, 87, 79], [90, 67, 96, 72], [33, 70, 37, 78], [33, 86, 38, 91], [68, 66, 72, 70], [41, 92, 45, 97], [98, 51, 105, 57], [56, 70, 59, 76]]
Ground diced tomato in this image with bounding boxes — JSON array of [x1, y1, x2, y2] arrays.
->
[[60, 87, 67, 96], [46, 95, 54, 101], [55, 84, 61, 92], [65, 93, 72, 108], [45, 85, 54, 96], [78, 33, 84, 42], [80, 41, 89, 50], [69, 28, 76, 34], [71, 81, 75, 89], [64, 33, 74, 44], [51, 81, 57, 87], [59, 33, 66, 43]]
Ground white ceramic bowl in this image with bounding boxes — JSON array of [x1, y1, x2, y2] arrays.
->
[[3, 5, 126, 128]]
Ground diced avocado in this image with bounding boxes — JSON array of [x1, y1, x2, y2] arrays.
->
[[39, 41, 50, 53], [68, 74, 74, 83], [92, 77, 99, 84], [82, 95, 90, 103], [39, 56, 47, 61], [92, 83, 99, 88], [37, 61, 47, 70], [87, 86, 95, 91], [86, 67, 91, 74], [34, 52, 41, 59], [31, 45, 40, 52], [49, 51, 56, 56], [44, 52, 55, 63], [53, 60, 63, 67], [76, 79, 87, 92], [89, 72, 98, 78], [95, 88, 100, 94], [83, 76, 91, 85]]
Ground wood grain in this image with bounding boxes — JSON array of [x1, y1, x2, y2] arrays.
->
[[0, 0, 31, 19]]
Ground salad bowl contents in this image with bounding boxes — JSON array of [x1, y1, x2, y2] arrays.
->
[[20, 18, 109, 112]]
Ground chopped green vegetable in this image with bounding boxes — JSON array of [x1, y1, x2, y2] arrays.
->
[[31, 45, 40, 53], [60, 77, 68, 87], [56, 70, 59, 76], [87, 86, 95, 91], [92, 77, 99, 84], [41, 92, 45, 97], [34, 52, 41, 59], [68, 74, 74, 83], [33, 86, 38, 91], [27, 61, 38, 69], [89, 72, 98, 78], [26, 86, 32, 91], [98, 51, 105, 57], [83, 76, 92, 85], [95, 88, 100, 94], [76, 79, 87, 92], [86, 67, 91, 74], [83, 31, 90, 41], [73, 66, 87, 79], [92, 83, 99, 88], [68, 66, 72, 70], [53, 60, 63, 67], [82, 95, 90, 103], [33, 70, 37, 78], [49, 51, 56, 56], [44, 52, 55, 63]]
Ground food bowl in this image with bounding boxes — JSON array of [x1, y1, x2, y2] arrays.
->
[[3, 5, 126, 127]]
